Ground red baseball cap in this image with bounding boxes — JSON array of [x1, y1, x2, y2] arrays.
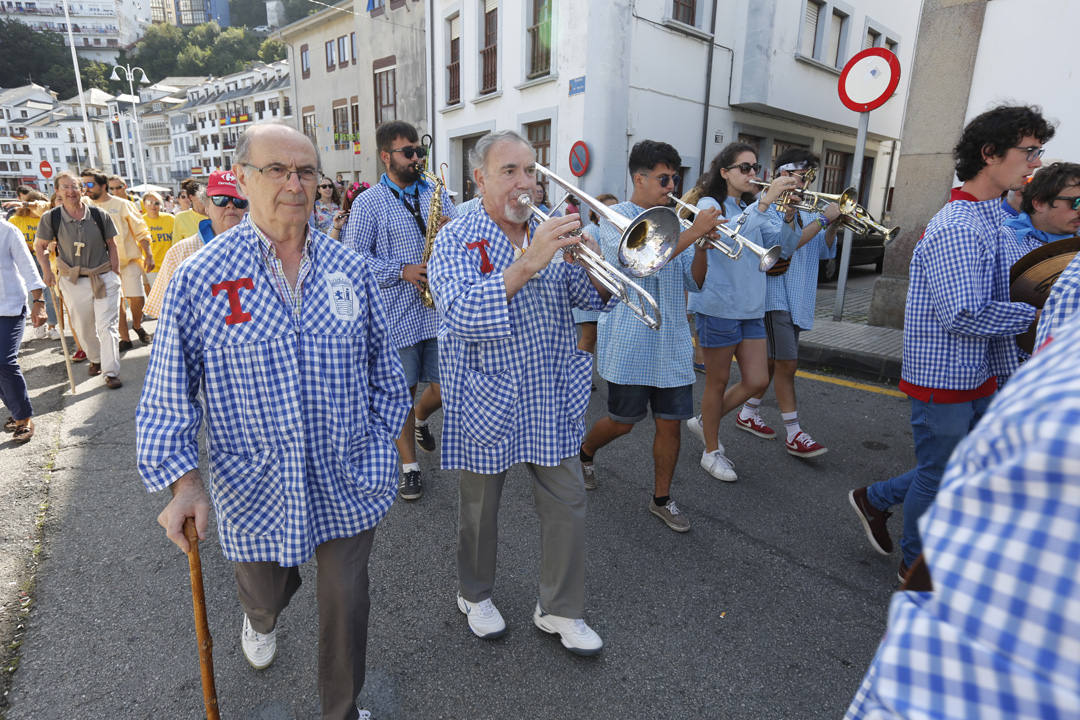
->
[[206, 169, 243, 199]]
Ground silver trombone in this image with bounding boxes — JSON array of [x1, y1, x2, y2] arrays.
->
[[517, 192, 664, 330], [667, 194, 782, 272]]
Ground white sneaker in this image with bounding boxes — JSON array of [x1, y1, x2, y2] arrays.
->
[[241, 614, 277, 670], [47, 327, 60, 340], [701, 449, 737, 482], [31, 324, 47, 340], [686, 415, 724, 453], [356, 708, 373, 720], [457, 594, 506, 639], [532, 603, 603, 656]]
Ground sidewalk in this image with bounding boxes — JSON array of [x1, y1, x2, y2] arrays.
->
[[800, 275, 903, 384]]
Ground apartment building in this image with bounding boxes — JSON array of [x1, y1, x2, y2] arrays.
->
[[428, 0, 919, 213], [275, 0, 428, 183], [0, 0, 150, 62]]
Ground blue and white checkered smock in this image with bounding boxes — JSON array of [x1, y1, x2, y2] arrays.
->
[[686, 195, 789, 320], [136, 216, 412, 567], [1036, 251, 1080, 350], [595, 202, 702, 388], [764, 208, 836, 331], [428, 205, 614, 474], [571, 221, 603, 325], [901, 196, 1037, 390], [845, 313, 1080, 720], [341, 178, 458, 350]]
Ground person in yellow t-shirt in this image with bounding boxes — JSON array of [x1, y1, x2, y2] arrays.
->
[[141, 191, 174, 282], [172, 177, 208, 241]]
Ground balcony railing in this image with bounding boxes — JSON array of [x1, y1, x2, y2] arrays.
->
[[479, 45, 497, 94], [447, 61, 460, 104], [187, 144, 198, 153], [526, 23, 551, 79], [185, 122, 197, 131], [223, 140, 236, 150]]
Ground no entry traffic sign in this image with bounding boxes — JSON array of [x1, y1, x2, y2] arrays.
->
[[39, 160, 53, 179], [569, 141, 590, 177], [838, 47, 901, 113]]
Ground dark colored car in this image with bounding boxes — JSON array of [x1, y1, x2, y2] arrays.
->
[[818, 228, 886, 283]]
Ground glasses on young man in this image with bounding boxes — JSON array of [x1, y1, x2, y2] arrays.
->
[[726, 162, 762, 174], [656, 173, 681, 188], [388, 146, 427, 160], [1053, 195, 1080, 211], [1014, 146, 1045, 162], [241, 162, 319, 184], [82, 181, 96, 189], [209, 195, 249, 209]]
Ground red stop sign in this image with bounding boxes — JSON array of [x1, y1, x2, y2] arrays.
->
[[39, 160, 53, 179]]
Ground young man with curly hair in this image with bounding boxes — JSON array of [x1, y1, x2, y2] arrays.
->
[[848, 105, 1054, 582]]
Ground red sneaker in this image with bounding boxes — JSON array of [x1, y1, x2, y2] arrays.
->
[[785, 431, 828, 458], [72, 349, 87, 363], [735, 414, 776, 439]]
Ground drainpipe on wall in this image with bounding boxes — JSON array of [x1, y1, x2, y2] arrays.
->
[[698, 0, 720, 176], [428, 0, 437, 167]]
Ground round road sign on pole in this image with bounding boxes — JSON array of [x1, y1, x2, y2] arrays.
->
[[39, 160, 53, 179], [569, 140, 590, 177], [838, 47, 901, 113]]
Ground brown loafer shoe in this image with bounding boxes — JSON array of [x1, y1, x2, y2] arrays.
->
[[3, 416, 16, 432], [104, 375, 123, 389], [134, 327, 152, 345], [88, 362, 101, 377], [12, 419, 34, 443]]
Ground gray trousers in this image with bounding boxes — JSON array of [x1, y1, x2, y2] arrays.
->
[[458, 455, 587, 618], [233, 529, 375, 720]]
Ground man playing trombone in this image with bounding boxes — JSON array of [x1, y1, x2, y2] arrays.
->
[[578, 140, 720, 531], [427, 130, 613, 654]]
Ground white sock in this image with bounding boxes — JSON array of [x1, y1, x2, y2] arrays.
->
[[414, 416, 429, 428], [782, 411, 800, 442], [402, 462, 420, 473], [738, 398, 762, 422]]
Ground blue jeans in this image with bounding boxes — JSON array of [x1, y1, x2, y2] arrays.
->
[[866, 394, 992, 565], [0, 311, 32, 420]]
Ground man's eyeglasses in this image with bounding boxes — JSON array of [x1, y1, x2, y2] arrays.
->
[[1014, 146, 1045, 162], [241, 162, 319, 185], [727, 162, 762, 175], [656, 173, 681, 188], [82, 181, 96, 189], [1053, 195, 1080, 211], [209, 195, 249, 209], [389, 146, 427, 160]]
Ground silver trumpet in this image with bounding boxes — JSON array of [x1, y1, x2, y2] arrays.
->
[[667, 193, 782, 272], [516, 192, 664, 331]]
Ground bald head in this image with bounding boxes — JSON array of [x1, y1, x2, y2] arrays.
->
[[235, 123, 320, 170], [234, 122, 322, 240]]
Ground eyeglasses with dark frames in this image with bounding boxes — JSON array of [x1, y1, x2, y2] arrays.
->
[[726, 162, 762, 175], [1014, 146, 1045, 162], [388, 146, 427, 160], [1052, 195, 1080, 211], [655, 173, 681, 188]]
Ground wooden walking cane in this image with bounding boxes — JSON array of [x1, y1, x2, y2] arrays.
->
[[184, 518, 220, 720], [50, 284, 77, 395]]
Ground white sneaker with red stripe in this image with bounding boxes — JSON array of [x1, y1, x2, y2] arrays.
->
[[785, 431, 828, 458], [735, 414, 776, 439]]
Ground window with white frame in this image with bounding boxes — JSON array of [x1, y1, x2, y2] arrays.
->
[[374, 64, 397, 124], [799, 1, 849, 69], [479, 0, 498, 95], [526, 0, 551, 78], [447, 14, 461, 104], [800, 1, 822, 57], [672, 0, 696, 26]]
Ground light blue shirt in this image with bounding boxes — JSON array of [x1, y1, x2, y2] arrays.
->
[[764, 208, 836, 330], [594, 202, 702, 388], [0, 219, 45, 316], [686, 195, 787, 320]]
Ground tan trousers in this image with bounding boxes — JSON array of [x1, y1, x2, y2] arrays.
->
[[58, 272, 121, 377], [233, 530, 375, 720]]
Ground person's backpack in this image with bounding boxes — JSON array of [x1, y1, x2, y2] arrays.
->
[[50, 205, 108, 244]]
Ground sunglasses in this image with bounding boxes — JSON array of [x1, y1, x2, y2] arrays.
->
[[82, 181, 96, 188], [726, 162, 762, 174], [319, 183, 334, 189], [1053, 195, 1080, 211], [652, 173, 680, 188], [209, 195, 249, 209], [1014, 146, 1045, 163], [389, 146, 427, 160]]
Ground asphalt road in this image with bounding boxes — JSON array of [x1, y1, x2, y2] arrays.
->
[[1, 320, 911, 720]]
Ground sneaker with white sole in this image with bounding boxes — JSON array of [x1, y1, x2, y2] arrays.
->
[[31, 324, 47, 340], [532, 603, 603, 655], [456, 594, 506, 639], [786, 431, 828, 458], [47, 327, 60, 340], [582, 461, 596, 491], [686, 415, 725, 453], [735, 414, 776, 439], [241, 614, 277, 670], [649, 499, 690, 532], [700, 449, 737, 482]]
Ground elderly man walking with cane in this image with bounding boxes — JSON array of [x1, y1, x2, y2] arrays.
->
[[136, 122, 410, 720]]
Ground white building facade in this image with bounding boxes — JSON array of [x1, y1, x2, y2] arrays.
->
[[429, 0, 919, 214], [0, 0, 151, 62]]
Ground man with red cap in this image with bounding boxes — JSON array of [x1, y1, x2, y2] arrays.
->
[[146, 170, 248, 318]]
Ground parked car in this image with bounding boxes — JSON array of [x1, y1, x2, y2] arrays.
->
[[818, 227, 887, 282]]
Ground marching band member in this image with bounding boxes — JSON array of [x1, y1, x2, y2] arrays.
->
[[574, 192, 618, 357], [848, 105, 1053, 582], [988, 161, 1080, 382], [137, 124, 410, 720], [739, 149, 840, 458], [428, 129, 612, 655], [684, 142, 797, 481], [578, 140, 719, 530], [342, 120, 456, 501], [1036, 249, 1080, 349]]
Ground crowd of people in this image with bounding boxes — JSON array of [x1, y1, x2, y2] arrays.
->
[[1, 103, 1078, 719]]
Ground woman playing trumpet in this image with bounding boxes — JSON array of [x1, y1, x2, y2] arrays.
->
[[684, 142, 800, 481]]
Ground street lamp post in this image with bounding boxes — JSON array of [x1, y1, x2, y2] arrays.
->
[[110, 64, 150, 186]]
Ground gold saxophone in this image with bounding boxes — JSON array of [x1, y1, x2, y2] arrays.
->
[[418, 162, 449, 308]]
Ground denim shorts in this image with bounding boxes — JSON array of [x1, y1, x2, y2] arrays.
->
[[398, 337, 440, 387], [764, 310, 800, 361], [607, 382, 694, 424], [694, 314, 766, 348]]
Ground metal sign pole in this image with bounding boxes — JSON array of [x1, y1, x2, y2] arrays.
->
[[833, 110, 869, 321]]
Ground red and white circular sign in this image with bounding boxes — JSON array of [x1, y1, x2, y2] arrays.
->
[[39, 160, 53, 179], [838, 48, 901, 113]]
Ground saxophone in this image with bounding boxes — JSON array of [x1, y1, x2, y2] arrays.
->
[[418, 162, 449, 308]]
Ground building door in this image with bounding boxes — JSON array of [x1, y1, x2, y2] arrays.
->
[[460, 134, 482, 200]]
